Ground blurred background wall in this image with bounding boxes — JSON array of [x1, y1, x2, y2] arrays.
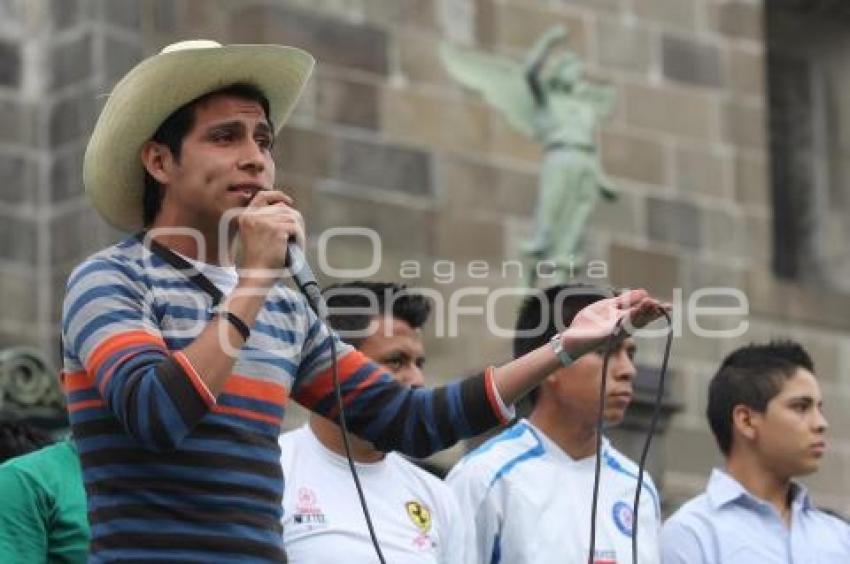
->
[[0, 0, 848, 514]]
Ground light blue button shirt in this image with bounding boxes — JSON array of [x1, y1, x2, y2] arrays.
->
[[661, 469, 850, 563]]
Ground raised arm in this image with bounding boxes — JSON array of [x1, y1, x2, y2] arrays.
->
[[523, 26, 568, 106], [291, 289, 667, 458]]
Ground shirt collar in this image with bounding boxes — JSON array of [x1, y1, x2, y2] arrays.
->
[[706, 468, 812, 511]]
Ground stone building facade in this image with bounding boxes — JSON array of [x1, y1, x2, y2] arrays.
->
[[0, 0, 847, 513]]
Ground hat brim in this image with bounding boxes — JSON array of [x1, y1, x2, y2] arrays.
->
[[84, 44, 315, 232]]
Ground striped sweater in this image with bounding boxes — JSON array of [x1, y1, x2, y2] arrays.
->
[[61, 236, 507, 562]]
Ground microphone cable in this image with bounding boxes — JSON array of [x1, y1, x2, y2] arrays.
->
[[587, 311, 673, 564], [290, 248, 386, 564], [329, 336, 387, 564]]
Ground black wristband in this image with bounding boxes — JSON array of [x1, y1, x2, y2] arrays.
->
[[218, 310, 250, 341]]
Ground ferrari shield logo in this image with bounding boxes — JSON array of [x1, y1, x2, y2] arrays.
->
[[405, 500, 432, 534]]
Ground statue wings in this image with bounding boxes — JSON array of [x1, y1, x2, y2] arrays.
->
[[439, 43, 536, 136]]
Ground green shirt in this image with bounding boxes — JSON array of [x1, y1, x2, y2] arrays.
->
[[0, 440, 89, 563]]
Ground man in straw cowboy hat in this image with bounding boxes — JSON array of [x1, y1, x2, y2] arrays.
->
[[61, 40, 667, 561]]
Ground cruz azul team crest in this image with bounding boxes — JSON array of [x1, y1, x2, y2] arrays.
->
[[612, 500, 634, 537]]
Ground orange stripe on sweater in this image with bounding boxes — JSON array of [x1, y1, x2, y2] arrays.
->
[[484, 366, 509, 424], [295, 349, 372, 409], [62, 371, 94, 394], [86, 330, 165, 377], [212, 404, 280, 425], [68, 398, 105, 413], [173, 352, 216, 407], [223, 374, 288, 407]]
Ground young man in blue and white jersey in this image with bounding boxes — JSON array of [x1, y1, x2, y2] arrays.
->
[[448, 284, 661, 564], [661, 341, 849, 563]]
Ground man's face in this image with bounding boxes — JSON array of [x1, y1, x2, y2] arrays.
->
[[154, 94, 275, 231], [358, 316, 426, 387], [747, 368, 828, 478], [547, 337, 637, 425]]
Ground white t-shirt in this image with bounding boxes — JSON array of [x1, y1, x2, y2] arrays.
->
[[279, 425, 468, 563], [447, 419, 660, 564]]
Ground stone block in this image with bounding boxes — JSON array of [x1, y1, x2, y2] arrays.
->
[[560, 0, 620, 13], [273, 126, 333, 179], [50, 143, 85, 203], [746, 269, 850, 332], [49, 206, 104, 264], [624, 83, 719, 142], [588, 189, 643, 239], [734, 152, 769, 209], [230, 4, 389, 76], [333, 136, 433, 197], [103, 0, 141, 30], [608, 242, 679, 300], [595, 18, 653, 74], [632, 0, 698, 30], [600, 128, 667, 186], [0, 152, 36, 207], [310, 188, 433, 258], [729, 46, 765, 98], [663, 424, 723, 476], [701, 207, 746, 260], [0, 0, 25, 36], [489, 1, 588, 57], [475, 0, 496, 47], [662, 35, 723, 88], [149, 0, 179, 34], [0, 211, 37, 265], [50, 32, 92, 90], [679, 255, 746, 296], [382, 88, 489, 154], [436, 154, 536, 217], [49, 91, 89, 149], [722, 101, 766, 149], [0, 39, 21, 88], [317, 74, 379, 130], [432, 213, 504, 262], [708, 0, 763, 41], [674, 144, 731, 199], [398, 32, 452, 86], [647, 197, 702, 250], [104, 35, 142, 85], [0, 98, 29, 145], [51, 0, 80, 31], [487, 114, 540, 162], [0, 266, 39, 325]]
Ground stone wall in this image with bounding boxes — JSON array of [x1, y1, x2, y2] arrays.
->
[[2, 0, 848, 513]]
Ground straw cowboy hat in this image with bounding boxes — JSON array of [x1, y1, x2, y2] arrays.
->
[[84, 40, 315, 231]]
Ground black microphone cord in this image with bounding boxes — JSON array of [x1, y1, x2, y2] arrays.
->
[[631, 310, 672, 564], [290, 246, 386, 564], [587, 312, 673, 564], [329, 336, 387, 564]]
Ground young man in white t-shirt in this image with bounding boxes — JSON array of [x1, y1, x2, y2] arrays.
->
[[279, 282, 467, 563], [448, 284, 661, 564]]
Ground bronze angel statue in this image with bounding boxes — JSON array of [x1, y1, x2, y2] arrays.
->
[[441, 26, 617, 287]]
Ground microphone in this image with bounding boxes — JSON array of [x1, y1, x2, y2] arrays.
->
[[286, 242, 328, 321]]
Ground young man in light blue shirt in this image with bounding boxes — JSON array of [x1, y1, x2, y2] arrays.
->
[[661, 341, 850, 563]]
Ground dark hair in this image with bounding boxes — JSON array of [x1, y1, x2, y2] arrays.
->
[[142, 83, 273, 226], [323, 281, 432, 348], [513, 284, 613, 406], [707, 340, 815, 456], [0, 421, 53, 463]]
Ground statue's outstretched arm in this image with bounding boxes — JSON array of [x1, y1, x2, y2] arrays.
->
[[523, 26, 567, 107]]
